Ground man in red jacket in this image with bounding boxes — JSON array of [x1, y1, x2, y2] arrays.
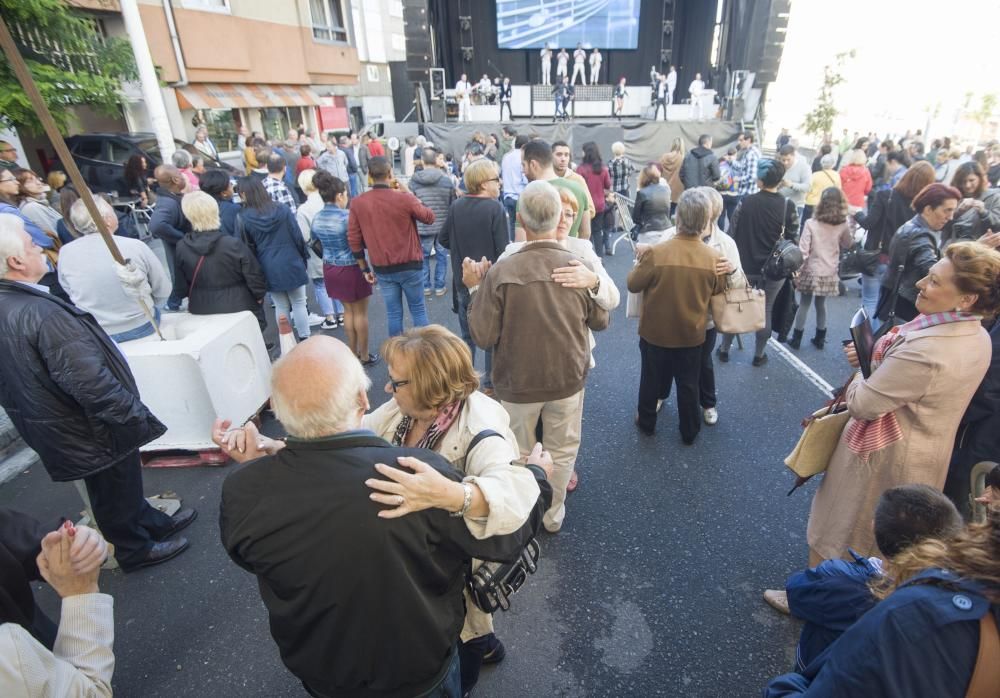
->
[[348, 156, 434, 336]]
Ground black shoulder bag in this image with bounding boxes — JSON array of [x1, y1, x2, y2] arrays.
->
[[463, 429, 542, 614]]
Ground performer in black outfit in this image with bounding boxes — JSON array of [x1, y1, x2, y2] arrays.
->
[[552, 76, 574, 122], [499, 77, 513, 121], [613, 77, 628, 120], [652, 74, 668, 121]]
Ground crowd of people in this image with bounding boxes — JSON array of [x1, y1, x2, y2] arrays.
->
[[1, 118, 1000, 697]]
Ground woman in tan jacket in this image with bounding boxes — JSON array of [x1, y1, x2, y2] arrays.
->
[[805, 241, 1000, 566], [659, 137, 685, 214]]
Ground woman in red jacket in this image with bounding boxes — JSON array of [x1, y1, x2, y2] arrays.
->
[[840, 149, 873, 213], [576, 141, 612, 256]]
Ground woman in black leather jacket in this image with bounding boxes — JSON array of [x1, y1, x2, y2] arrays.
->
[[631, 163, 672, 244], [877, 183, 961, 323]]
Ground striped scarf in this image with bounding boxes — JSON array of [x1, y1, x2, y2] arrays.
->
[[391, 400, 463, 451], [845, 311, 980, 460]]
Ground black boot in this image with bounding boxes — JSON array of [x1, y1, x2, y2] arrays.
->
[[811, 328, 827, 349], [788, 329, 804, 349]]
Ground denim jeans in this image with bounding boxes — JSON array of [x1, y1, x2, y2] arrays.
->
[[348, 173, 360, 198], [861, 262, 887, 329], [312, 277, 343, 317], [420, 237, 449, 291], [457, 285, 492, 387], [503, 196, 518, 241], [377, 267, 429, 337], [110, 307, 162, 343], [272, 285, 311, 339]]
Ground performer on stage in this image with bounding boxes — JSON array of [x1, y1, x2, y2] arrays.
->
[[666, 66, 677, 106], [649, 68, 659, 109], [541, 43, 552, 85], [552, 76, 574, 122], [455, 73, 471, 122], [571, 43, 587, 85], [689, 72, 706, 120], [477, 74, 493, 104], [589, 48, 602, 85], [556, 48, 569, 81], [613, 77, 628, 120], [653, 74, 668, 121], [499, 76, 513, 121]]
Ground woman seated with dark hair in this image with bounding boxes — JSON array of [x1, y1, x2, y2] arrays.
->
[[173, 191, 266, 328], [119, 154, 151, 206], [197, 169, 241, 238], [944, 160, 1000, 245]]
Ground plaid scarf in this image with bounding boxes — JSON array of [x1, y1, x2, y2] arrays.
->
[[845, 311, 980, 460], [391, 400, 463, 451]]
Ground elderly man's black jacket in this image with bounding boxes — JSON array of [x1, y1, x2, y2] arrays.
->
[[220, 430, 551, 698], [0, 281, 165, 481]]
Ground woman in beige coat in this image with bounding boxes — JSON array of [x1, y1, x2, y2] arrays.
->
[[659, 137, 685, 212], [806, 241, 1000, 566]]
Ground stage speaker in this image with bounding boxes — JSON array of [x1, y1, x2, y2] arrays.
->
[[403, 0, 434, 87], [745, 0, 789, 84]]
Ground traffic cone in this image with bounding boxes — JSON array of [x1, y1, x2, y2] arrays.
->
[[277, 315, 297, 355]]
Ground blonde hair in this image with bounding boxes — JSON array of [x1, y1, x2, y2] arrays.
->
[[698, 186, 723, 220], [558, 187, 579, 214], [181, 191, 220, 232], [848, 149, 867, 166], [46, 171, 66, 190], [381, 325, 479, 410], [298, 168, 317, 194], [944, 241, 1000, 316], [463, 159, 497, 195], [611, 141, 626, 157]]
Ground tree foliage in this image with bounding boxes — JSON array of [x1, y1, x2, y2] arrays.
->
[[0, 0, 137, 134], [974, 93, 998, 127], [801, 50, 855, 141]]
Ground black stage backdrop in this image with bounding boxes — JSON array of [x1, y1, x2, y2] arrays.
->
[[429, 0, 719, 103], [422, 121, 741, 171]]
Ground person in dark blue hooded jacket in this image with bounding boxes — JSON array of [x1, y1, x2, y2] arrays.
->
[[237, 176, 309, 339], [764, 506, 1000, 698], [773, 485, 963, 672]]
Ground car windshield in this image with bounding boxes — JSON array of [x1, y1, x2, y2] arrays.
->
[[138, 139, 226, 168]]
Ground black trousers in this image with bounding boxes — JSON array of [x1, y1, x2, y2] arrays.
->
[[84, 451, 174, 568], [499, 100, 512, 120], [700, 327, 718, 409], [653, 98, 667, 120], [637, 338, 702, 443]]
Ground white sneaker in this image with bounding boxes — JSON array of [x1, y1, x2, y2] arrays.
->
[[307, 313, 325, 326], [703, 407, 719, 425]]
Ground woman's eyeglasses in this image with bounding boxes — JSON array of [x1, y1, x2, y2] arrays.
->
[[388, 377, 411, 393]]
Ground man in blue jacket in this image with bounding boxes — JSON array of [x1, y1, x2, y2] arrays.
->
[[773, 485, 963, 672]]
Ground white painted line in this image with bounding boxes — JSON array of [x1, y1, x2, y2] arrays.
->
[[768, 338, 835, 398]]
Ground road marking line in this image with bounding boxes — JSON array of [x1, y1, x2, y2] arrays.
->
[[768, 338, 835, 398]]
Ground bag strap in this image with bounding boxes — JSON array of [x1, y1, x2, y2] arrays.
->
[[465, 429, 503, 463], [188, 255, 206, 295], [966, 611, 1000, 698]]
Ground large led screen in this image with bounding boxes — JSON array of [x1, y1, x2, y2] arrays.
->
[[496, 0, 641, 50]]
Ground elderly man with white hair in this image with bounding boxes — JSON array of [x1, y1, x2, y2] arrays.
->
[[218, 335, 551, 698], [465, 180, 610, 532], [0, 213, 195, 573], [58, 197, 171, 343]]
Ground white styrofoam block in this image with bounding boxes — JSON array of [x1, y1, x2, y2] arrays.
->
[[119, 311, 271, 451]]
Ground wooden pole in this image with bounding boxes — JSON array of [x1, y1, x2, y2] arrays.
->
[[0, 14, 162, 339]]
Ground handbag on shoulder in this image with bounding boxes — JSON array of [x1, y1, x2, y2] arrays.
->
[[710, 282, 765, 334]]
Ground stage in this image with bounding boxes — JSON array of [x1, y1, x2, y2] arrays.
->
[[421, 119, 742, 166]]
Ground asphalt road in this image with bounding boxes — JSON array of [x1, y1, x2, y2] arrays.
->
[[1, 246, 868, 697]]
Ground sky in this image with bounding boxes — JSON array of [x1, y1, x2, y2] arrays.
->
[[764, 0, 1000, 144]]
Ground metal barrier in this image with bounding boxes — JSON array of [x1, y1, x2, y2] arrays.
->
[[610, 191, 636, 256]]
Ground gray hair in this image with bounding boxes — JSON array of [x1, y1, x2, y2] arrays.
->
[[675, 188, 713, 237], [698, 186, 724, 220], [271, 353, 372, 439], [69, 197, 116, 236], [0, 214, 27, 279], [820, 153, 837, 169], [518, 180, 562, 235], [172, 149, 193, 168], [181, 191, 220, 232]]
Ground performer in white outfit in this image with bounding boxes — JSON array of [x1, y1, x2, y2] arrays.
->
[[666, 66, 677, 107], [455, 73, 471, 122], [541, 44, 552, 85], [556, 48, 569, 80], [571, 44, 587, 85], [589, 48, 602, 85], [689, 72, 705, 120]]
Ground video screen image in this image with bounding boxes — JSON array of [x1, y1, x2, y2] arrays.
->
[[496, 0, 640, 50]]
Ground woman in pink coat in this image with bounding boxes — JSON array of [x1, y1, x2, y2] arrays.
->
[[839, 149, 873, 211]]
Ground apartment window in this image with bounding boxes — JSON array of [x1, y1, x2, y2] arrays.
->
[[310, 0, 349, 44], [182, 0, 231, 11], [366, 65, 380, 82]]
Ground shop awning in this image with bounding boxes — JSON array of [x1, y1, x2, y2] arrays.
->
[[174, 84, 324, 111]]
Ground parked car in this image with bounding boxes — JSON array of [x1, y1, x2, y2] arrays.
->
[[54, 132, 240, 194]]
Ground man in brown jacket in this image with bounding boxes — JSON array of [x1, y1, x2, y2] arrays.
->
[[627, 188, 728, 444], [466, 180, 609, 532]]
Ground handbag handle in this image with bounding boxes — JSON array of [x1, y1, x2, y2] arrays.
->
[[824, 373, 857, 416]]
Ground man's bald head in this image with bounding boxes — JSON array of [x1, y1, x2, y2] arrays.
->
[[270, 336, 371, 439], [155, 164, 185, 193]]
